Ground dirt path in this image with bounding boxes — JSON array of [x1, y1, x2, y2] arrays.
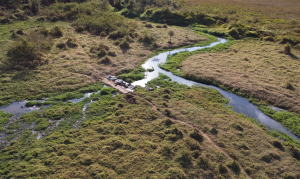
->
[[101, 79, 251, 178], [132, 93, 252, 179]]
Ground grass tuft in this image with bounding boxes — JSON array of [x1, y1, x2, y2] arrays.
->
[[49, 25, 63, 37]]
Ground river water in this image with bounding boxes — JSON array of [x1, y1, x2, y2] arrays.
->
[[133, 38, 300, 142]]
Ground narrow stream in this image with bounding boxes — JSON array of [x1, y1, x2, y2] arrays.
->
[[0, 92, 95, 116], [133, 38, 300, 142]]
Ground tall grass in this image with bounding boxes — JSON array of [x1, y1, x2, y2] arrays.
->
[[5, 32, 53, 70]]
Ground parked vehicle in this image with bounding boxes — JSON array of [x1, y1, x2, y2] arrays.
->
[[115, 79, 123, 85], [106, 76, 117, 81]]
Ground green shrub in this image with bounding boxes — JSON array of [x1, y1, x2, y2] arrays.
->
[[177, 151, 192, 167], [162, 119, 173, 126], [145, 23, 153, 28], [245, 31, 258, 37], [51, 16, 60, 22], [97, 49, 107, 57], [139, 30, 155, 44], [99, 56, 111, 64], [119, 40, 130, 49], [108, 31, 124, 39], [197, 157, 209, 170], [271, 140, 284, 151], [0, 18, 10, 23], [285, 81, 294, 90], [228, 28, 240, 39], [100, 31, 107, 37], [30, 0, 40, 14], [284, 44, 291, 54], [7, 32, 52, 69], [75, 26, 85, 32], [108, 51, 117, 57], [16, 29, 24, 35], [189, 131, 203, 142], [164, 108, 171, 116], [166, 167, 186, 179], [99, 43, 110, 51], [113, 40, 121, 46], [218, 164, 228, 173], [185, 139, 200, 151], [263, 36, 274, 41], [66, 38, 78, 48], [56, 42, 66, 49], [260, 152, 281, 163], [227, 160, 240, 173], [90, 46, 98, 53], [290, 147, 300, 160], [38, 26, 49, 36], [125, 35, 134, 43], [159, 146, 173, 157], [50, 25, 63, 37]]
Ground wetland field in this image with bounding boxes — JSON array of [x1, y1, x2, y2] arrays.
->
[[0, 0, 300, 178]]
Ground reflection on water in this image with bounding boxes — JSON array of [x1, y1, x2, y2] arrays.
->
[[133, 38, 300, 142]]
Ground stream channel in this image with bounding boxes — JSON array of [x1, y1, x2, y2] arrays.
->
[[0, 38, 299, 142], [132, 38, 300, 142]]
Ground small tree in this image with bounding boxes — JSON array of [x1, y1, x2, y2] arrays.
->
[[168, 30, 174, 43], [186, 24, 192, 38], [283, 44, 291, 54]]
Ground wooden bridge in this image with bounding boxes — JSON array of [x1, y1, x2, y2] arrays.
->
[[101, 78, 131, 94]]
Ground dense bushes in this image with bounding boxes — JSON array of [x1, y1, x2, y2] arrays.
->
[[138, 30, 156, 44], [49, 25, 63, 37], [44, 0, 128, 35], [6, 32, 52, 69]]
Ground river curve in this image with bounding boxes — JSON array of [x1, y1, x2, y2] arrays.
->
[[132, 38, 300, 142]]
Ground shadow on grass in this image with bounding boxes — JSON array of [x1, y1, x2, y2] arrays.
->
[[289, 53, 299, 60], [11, 70, 40, 81]]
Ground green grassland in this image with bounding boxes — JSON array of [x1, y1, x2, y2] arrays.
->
[[1, 0, 300, 178], [0, 74, 300, 178]]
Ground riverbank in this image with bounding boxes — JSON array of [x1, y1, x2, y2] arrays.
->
[[159, 38, 300, 137]]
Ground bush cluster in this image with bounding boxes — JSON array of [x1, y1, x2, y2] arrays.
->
[[49, 25, 63, 37], [6, 32, 52, 69], [138, 30, 156, 44]]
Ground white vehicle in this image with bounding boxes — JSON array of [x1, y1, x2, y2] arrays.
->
[[106, 76, 117, 81]]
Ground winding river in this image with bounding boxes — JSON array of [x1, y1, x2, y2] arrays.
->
[[133, 38, 300, 142], [1, 38, 299, 142]]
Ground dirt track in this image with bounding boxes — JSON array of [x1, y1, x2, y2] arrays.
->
[[133, 93, 252, 179], [102, 78, 251, 178]]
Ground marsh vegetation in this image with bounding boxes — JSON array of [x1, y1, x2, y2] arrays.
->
[[0, 0, 300, 178]]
